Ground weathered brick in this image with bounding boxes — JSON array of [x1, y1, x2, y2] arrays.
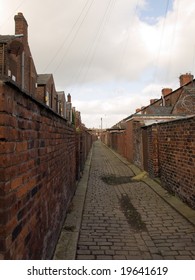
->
[[0, 142, 16, 154], [10, 177, 23, 190], [0, 81, 92, 260]]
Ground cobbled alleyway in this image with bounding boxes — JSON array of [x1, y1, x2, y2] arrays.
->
[[75, 140, 195, 260]]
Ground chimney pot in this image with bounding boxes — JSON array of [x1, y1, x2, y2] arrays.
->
[[67, 93, 71, 102], [162, 88, 172, 97], [150, 99, 158, 105], [14, 12, 28, 41], [179, 73, 194, 87]]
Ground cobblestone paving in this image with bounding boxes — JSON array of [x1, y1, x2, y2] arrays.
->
[[76, 141, 195, 260]]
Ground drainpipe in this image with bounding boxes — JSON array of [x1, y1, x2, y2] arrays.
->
[[2, 44, 5, 75], [162, 95, 165, 106], [1, 44, 5, 76], [29, 56, 31, 94], [21, 51, 24, 90]]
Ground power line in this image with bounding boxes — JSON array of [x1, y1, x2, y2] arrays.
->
[[165, 0, 180, 81], [152, 0, 171, 83], [43, 0, 91, 72], [52, 0, 96, 74], [68, 0, 117, 93], [77, 0, 117, 85], [117, 0, 140, 81], [0, 0, 26, 30]]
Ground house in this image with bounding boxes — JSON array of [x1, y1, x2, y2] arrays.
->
[[0, 13, 94, 259], [0, 13, 68, 119], [0, 13, 37, 95], [137, 73, 195, 116], [103, 73, 195, 167], [36, 73, 57, 111], [66, 93, 72, 123], [57, 91, 66, 117]]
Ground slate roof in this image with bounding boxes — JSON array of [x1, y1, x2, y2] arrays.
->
[[57, 91, 65, 101], [37, 74, 52, 85], [0, 35, 16, 43], [183, 86, 195, 95], [148, 106, 173, 115], [57, 91, 65, 96]]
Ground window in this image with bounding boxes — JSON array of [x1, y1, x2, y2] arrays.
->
[[45, 91, 50, 106]]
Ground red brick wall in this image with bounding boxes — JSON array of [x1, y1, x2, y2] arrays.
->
[[0, 81, 77, 259], [126, 121, 134, 162], [103, 116, 195, 209], [144, 116, 195, 209], [116, 132, 126, 158], [158, 117, 195, 208], [35, 85, 45, 104], [133, 121, 143, 169], [144, 125, 159, 177], [76, 129, 92, 180], [108, 132, 126, 157]]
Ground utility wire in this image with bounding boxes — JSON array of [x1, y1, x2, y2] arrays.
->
[[152, 0, 171, 84], [77, 0, 117, 85], [43, 0, 90, 72], [117, 0, 140, 81], [165, 0, 180, 81], [52, 0, 96, 74], [68, 0, 117, 92], [0, 0, 26, 30]]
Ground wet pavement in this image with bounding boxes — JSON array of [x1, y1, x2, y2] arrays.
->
[[54, 140, 195, 260]]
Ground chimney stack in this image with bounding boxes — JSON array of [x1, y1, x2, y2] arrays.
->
[[150, 99, 158, 105], [179, 73, 194, 87], [14, 12, 28, 42], [67, 93, 71, 103], [162, 88, 172, 97]]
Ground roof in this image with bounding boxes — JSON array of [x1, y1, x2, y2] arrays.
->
[[147, 106, 173, 115], [111, 121, 126, 129], [37, 74, 52, 85], [183, 85, 195, 94], [57, 91, 65, 96], [57, 91, 65, 101], [0, 35, 16, 43]]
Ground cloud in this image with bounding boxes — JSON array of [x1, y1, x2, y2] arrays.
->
[[1, 0, 195, 128]]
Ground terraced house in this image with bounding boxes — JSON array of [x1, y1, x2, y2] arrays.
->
[[0, 13, 93, 259], [102, 73, 195, 209]]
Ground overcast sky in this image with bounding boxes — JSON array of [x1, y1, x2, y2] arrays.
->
[[1, 0, 195, 128]]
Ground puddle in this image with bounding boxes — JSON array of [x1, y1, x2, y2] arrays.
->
[[63, 225, 75, 231], [101, 175, 132, 185], [119, 194, 147, 231]]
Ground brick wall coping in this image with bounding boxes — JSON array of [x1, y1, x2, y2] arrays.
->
[[141, 114, 195, 128], [125, 114, 183, 122], [1, 76, 73, 125]]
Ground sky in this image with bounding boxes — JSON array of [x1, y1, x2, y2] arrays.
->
[[1, 0, 195, 128]]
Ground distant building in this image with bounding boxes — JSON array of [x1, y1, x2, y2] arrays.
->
[[36, 73, 58, 111], [0, 13, 70, 120], [57, 91, 66, 118], [136, 73, 195, 116], [66, 93, 72, 123]]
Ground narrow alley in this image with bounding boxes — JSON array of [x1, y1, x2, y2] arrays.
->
[[54, 140, 195, 260]]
